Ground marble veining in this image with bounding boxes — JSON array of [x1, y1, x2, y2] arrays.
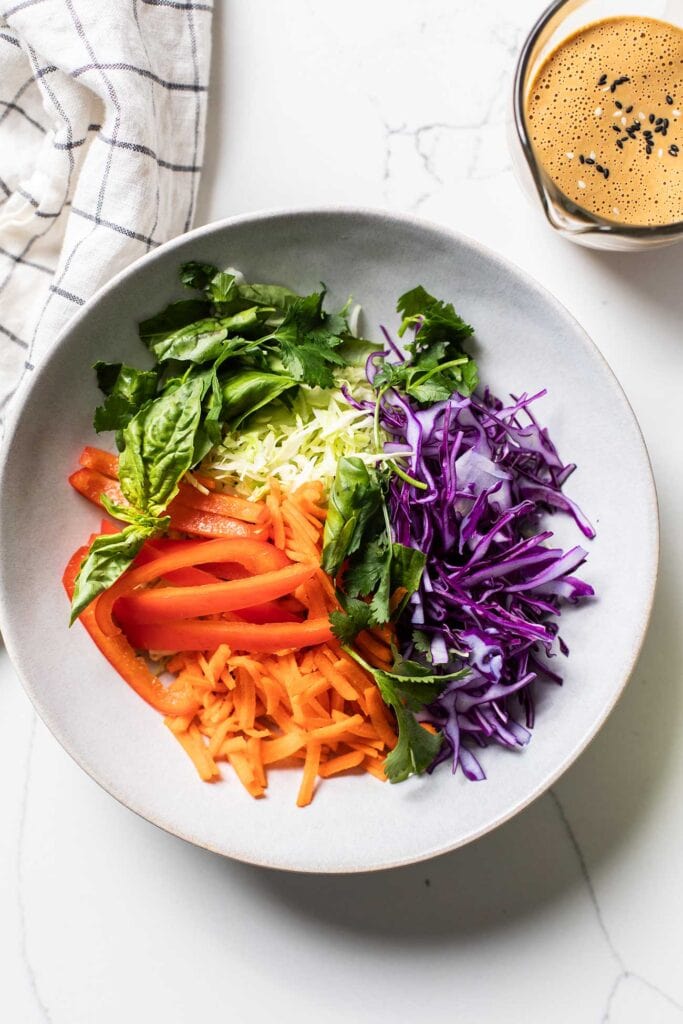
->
[[2, 2, 682, 1021], [550, 790, 683, 1021]]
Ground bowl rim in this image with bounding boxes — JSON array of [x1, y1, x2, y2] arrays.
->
[[0, 204, 660, 872]]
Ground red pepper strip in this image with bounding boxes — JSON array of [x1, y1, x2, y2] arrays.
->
[[121, 615, 334, 654], [237, 601, 302, 625], [79, 446, 120, 479], [77, 446, 267, 524], [174, 482, 267, 525], [69, 467, 265, 540], [114, 562, 317, 625], [96, 537, 290, 636], [100, 518, 120, 535], [201, 562, 251, 581], [62, 544, 200, 716], [70, 467, 124, 509], [165, 500, 266, 539], [135, 541, 220, 588]]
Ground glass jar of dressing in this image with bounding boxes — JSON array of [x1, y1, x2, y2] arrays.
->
[[511, 0, 683, 249]]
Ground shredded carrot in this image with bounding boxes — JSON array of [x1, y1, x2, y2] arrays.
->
[[297, 742, 321, 807], [106, 478, 399, 805]]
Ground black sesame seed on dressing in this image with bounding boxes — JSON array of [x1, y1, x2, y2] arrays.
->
[[525, 15, 683, 225]]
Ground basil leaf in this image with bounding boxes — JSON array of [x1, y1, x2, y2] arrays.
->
[[220, 369, 297, 427], [69, 525, 150, 623], [93, 363, 159, 433], [118, 376, 205, 515], [322, 457, 382, 577], [236, 282, 299, 311], [145, 317, 229, 364], [139, 299, 211, 351]]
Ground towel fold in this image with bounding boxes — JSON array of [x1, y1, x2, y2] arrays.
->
[[0, 0, 213, 421]]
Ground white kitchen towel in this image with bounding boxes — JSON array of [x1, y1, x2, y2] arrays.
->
[[0, 0, 213, 422]]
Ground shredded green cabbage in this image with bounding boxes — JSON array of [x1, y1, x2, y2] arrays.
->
[[201, 365, 377, 499]]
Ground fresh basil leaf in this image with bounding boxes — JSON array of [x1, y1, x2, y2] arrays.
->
[[145, 318, 229, 364], [322, 457, 382, 577], [118, 376, 205, 515], [69, 525, 150, 623], [220, 369, 297, 427], [139, 299, 211, 352], [93, 363, 159, 433], [237, 282, 299, 311]]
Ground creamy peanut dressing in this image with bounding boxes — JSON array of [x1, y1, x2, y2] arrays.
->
[[526, 16, 683, 226]]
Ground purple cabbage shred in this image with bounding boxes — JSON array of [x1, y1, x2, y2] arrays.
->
[[360, 352, 596, 782]]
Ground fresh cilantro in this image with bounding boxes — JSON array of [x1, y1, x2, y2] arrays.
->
[[344, 649, 468, 783], [370, 286, 478, 402]]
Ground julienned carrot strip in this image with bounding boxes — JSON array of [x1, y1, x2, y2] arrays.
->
[[355, 630, 393, 668], [165, 721, 220, 781], [266, 493, 286, 550], [67, 467, 401, 805], [310, 715, 364, 741], [297, 743, 321, 807], [314, 653, 358, 701], [363, 758, 388, 781], [319, 750, 365, 777], [364, 686, 399, 749]]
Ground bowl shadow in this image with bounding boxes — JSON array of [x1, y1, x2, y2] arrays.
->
[[205, 527, 676, 947]]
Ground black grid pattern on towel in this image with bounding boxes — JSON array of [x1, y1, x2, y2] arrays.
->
[[0, 0, 213, 427]]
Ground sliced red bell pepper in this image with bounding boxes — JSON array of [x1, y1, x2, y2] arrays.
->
[[63, 543, 200, 716], [79, 446, 120, 479], [114, 562, 317, 625], [77, 446, 267, 524], [165, 499, 265, 539], [134, 539, 220, 587], [69, 466, 265, 540], [70, 467, 125, 509], [174, 481, 267, 524], [120, 615, 333, 654], [95, 537, 291, 636], [236, 600, 302, 625]]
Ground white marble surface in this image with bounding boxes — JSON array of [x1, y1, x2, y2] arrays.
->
[[2, 1, 683, 1021]]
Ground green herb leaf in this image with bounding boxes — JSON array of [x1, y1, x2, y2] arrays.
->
[[342, 647, 465, 782], [118, 376, 205, 515], [139, 299, 211, 351], [69, 525, 150, 623], [322, 457, 382, 577], [236, 282, 299, 311], [144, 317, 229, 364], [93, 363, 159, 433], [220, 369, 297, 427], [267, 287, 349, 388], [329, 596, 375, 644]]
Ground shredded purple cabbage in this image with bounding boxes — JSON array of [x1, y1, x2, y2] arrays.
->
[[373, 368, 595, 781]]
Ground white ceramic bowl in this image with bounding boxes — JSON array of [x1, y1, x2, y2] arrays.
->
[[0, 208, 658, 872]]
